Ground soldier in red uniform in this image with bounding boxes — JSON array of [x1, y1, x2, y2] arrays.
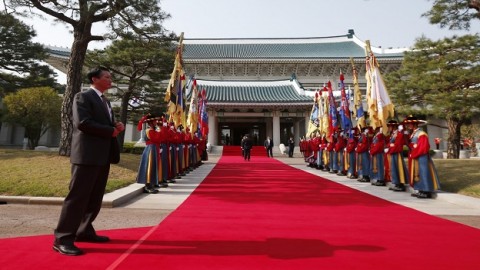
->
[[311, 132, 321, 169], [183, 127, 191, 173], [345, 128, 358, 179], [356, 126, 371, 182], [299, 137, 306, 161], [167, 122, 178, 182], [158, 117, 170, 188], [328, 131, 338, 174], [320, 133, 329, 171], [306, 134, 317, 167], [404, 115, 441, 198], [386, 120, 409, 191], [335, 129, 347, 176], [136, 114, 161, 194], [370, 127, 386, 186]]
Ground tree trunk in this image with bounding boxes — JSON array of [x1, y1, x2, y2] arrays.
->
[[117, 84, 134, 151], [117, 95, 131, 151], [446, 118, 462, 159], [469, 0, 480, 12], [25, 127, 40, 150], [58, 27, 91, 156]]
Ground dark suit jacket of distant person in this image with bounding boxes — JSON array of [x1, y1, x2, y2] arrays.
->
[[264, 138, 273, 149], [70, 88, 120, 165]]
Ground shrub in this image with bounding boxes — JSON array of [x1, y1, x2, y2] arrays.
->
[[122, 142, 145, 155]]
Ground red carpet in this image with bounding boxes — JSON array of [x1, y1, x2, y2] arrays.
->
[[1, 156, 480, 269], [222, 145, 269, 156]]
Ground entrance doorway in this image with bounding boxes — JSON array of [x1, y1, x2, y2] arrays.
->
[[218, 122, 266, 146]]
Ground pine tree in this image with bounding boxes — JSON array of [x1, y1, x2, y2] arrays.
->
[[386, 35, 480, 158]]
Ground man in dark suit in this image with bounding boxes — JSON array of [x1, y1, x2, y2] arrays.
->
[[288, 137, 295, 158], [241, 134, 252, 161], [264, 136, 273, 157], [53, 67, 125, 256]]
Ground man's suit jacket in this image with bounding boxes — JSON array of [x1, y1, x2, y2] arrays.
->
[[70, 89, 120, 165], [264, 139, 273, 149]]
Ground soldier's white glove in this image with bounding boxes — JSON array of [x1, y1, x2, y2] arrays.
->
[[160, 148, 163, 153], [384, 148, 389, 154], [176, 147, 179, 151], [398, 125, 404, 131]]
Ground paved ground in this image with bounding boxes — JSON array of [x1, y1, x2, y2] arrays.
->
[[1, 154, 479, 239]]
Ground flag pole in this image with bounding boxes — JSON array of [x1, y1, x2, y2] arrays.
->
[[365, 40, 371, 56], [166, 33, 185, 123], [350, 57, 366, 129]]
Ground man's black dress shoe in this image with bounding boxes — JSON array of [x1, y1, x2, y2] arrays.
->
[[416, 192, 432, 199], [391, 186, 406, 192], [373, 181, 386, 186], [53, 243, 83, 256], [76, 235, 110, 243], [143, 187, 159, 194]]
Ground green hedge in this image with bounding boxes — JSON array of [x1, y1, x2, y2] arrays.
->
[[122, 142, 145, 155]]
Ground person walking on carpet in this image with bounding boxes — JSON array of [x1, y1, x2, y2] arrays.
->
[[242, 134, 253, 161], [264, 136, 274, 157], [53, 67, 125, 256], [288, 136, 295, 157]]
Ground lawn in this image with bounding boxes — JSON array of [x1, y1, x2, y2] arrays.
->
[[434, 159, 480, 198], [0, 149, 479, 199], [0, 149, 140, 197]]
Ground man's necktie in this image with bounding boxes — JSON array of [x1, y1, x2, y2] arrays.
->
[[101, 94, 112, 121]]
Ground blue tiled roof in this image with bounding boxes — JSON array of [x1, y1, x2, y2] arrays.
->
[[45, 46, 70, 58], [192, 79, 312, 105], [183, 31, 406, 60], [184, 41, 368, 59]]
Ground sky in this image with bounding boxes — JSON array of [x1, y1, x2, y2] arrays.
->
[[4, 0, 479, 83], [20, 0, 478, 50]]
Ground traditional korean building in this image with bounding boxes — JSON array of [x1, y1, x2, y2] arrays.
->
[[182, 29, 405, 147], [0, 29, 407, 150]]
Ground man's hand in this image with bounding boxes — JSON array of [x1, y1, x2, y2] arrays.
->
[[115, 122, 125, 132], [112, 122, 125, 137]]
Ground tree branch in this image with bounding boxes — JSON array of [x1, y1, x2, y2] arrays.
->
[[29, 0, 76, 25]]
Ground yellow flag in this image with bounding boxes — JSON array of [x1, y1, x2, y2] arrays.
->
[[364, 42, 395, 134], [351, 58, 366, 129]]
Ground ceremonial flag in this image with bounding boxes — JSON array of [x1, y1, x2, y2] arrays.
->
[[174, 73, 187, 128], [307, 91, 320, 137], [350, 58, 366, 129], [199, 89, 209, 138], [339, 72, 352, 132], [327, 81, 339, 140], [365, 41, 395, 134], [165, 33, 186, 126], [187, 79, 199, 138], [320, 87, 330, 136]]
